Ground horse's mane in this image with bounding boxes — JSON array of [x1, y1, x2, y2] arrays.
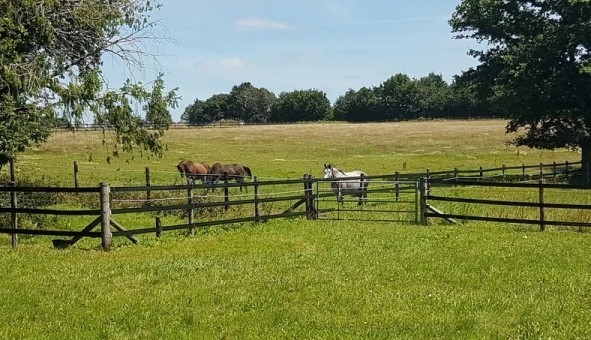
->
[[332, 167, 347, 176]]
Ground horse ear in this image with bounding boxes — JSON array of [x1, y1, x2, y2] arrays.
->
[[327, 163, 331, 168]]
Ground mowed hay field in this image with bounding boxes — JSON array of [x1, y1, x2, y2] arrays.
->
[[1, 120, 591, 339]]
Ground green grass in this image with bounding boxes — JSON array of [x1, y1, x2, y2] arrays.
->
[[1, 120, 590, 338], [1, 221, 591, 338]]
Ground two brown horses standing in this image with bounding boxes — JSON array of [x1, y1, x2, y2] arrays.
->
[[176, 160, 253, 191]]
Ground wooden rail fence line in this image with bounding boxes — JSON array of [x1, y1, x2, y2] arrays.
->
[[420, 178, 591, 230]]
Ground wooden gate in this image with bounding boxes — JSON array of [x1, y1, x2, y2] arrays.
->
[[315, 175, 419, 223]]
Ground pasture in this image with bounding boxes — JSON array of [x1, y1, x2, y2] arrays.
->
[[1, 120, 590, 338], [9, 119, 578, 185]]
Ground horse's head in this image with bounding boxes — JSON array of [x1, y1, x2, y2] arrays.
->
[[176, 161, 186, 177], [323, 163, 334, 179]]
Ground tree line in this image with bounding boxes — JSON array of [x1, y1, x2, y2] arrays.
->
[[181, 73, 495, 125]]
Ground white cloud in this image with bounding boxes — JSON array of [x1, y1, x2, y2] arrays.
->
[[217, 58, 250, 69], [234, 16, 289, 30]]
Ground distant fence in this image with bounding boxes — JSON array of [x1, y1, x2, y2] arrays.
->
[[408, 160, 584, 183], [47, 159, 587, 189]]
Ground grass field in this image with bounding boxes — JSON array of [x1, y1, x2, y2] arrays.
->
[[7, 119, 579, 186], [1, 120, 590, 339]]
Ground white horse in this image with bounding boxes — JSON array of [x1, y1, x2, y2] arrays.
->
[[323, 163, 369, 205]]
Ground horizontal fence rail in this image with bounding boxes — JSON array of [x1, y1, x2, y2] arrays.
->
[[1, 160, 589, 251], [423, 178, 591, 230]]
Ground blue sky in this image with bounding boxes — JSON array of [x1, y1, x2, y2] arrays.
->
[[102, 1, 479, 122]]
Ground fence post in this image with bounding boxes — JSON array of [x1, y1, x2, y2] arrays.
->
[[539, 179, 545, 231], [223, 171, 229, 211], [9, 158, 17, 249], [502, 164, 506, 181], [539, 162, 543, 180], [254, 177, 260, 223], [303, 174, 311, 219], [453, 168, 458, 181], [479, 166, 483, 180], [426, 169, 431, 191], [145, 166, 151, 207], [73, 160, 79, 188], [100, 182, 112, 251], [155, 216, 162, 238], [552, 161, 557, 180], [395, 172, 400, 201], [309, 175, 316, 220], [565, 161, 569, 179], [188, 182, 195, 236], [419, 177, 428, 225]]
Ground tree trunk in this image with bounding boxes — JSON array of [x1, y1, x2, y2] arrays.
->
[[581, 141, 591, 184]]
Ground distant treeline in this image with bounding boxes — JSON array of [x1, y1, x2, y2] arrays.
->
[[181, 72, 497, 125]]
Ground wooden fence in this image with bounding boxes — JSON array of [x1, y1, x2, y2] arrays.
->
[[0, 173, 418, 251], [0, 176, 318, 251], [412, 160, 584, 183], [1, 160, 589, 252], [421, 178, 591, 230], [65, 160, 585, 189]]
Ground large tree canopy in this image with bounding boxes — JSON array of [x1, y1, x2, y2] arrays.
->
[[0, 0, 178, 170], [270, 89, 331, 122], [450, 0, 591, 166]]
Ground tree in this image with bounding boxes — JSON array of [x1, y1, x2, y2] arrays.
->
[[227, 82, 276, 123], [333, 87, 385, 122], [181, 94, 230, 125], [416, 73, 451, 118], [377, 74, 422, 120], [270, 89, 331, 122], [450, 0, 591, 170], [0, 0, 179, 170], [181, 98, 206, 124]]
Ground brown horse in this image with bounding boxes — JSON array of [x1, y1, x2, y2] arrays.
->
[[176, 160, 211, 183], [207, 162, 253, 191]]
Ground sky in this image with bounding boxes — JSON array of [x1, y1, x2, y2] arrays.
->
[[101, 0, 480, 122]]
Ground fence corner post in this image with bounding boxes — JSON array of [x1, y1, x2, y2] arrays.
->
[[188, 182, 195, 236], [9, 157, 18, 249], [419, 177, 428, 225], [254, 177, 260, 223], [539, 179, 545, 232], [100, 182, 112, 251], [223, 171, 229, 211], [303, 174, 311, 220]]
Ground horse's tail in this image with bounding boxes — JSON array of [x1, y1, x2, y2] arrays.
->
[[242, 165, 252, 179]]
